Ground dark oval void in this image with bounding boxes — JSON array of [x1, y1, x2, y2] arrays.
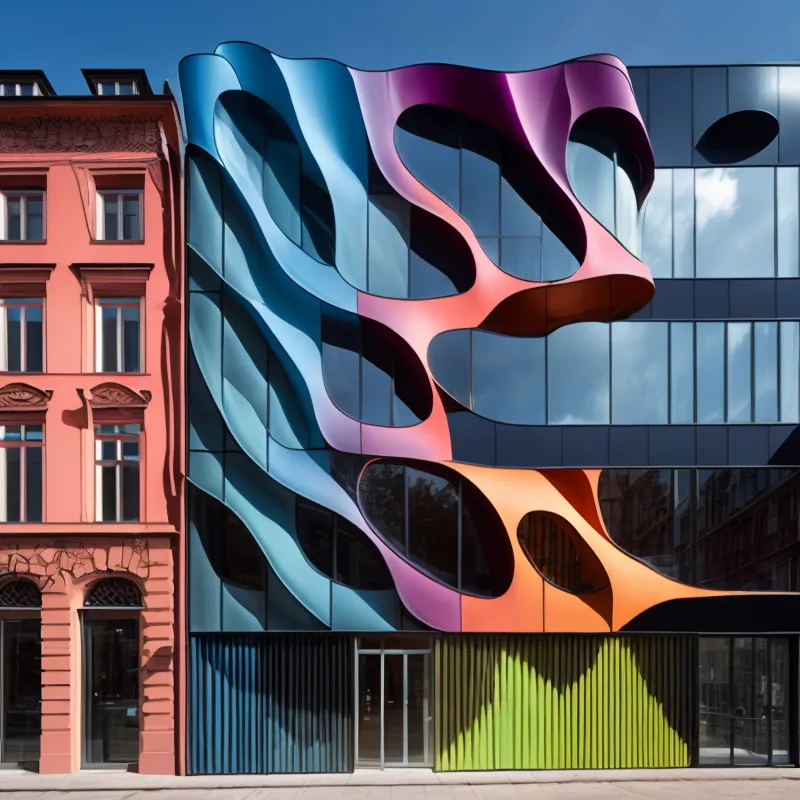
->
[[517, 511, 609, 594], [696, 110, 779, 164], [357, 459, 514, 598]]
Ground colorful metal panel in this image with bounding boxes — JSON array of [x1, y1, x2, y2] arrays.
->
[[189, 635, 353, 774], [434, 636, 694, 770], [181, 42, 785, 639]]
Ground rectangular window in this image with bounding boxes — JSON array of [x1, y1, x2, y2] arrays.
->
[[0, 424, 43, 522], [1, 191, 44, 241], [727, 322, 752, 422], [97, 81, 138, 96], [97, 191, 142, 241], [696, 322, 725, 423], [670, 322, 695, 423], [0, 82, 38, 97], [95, 298, 141, 373], [0, 298, 43, 372], [95, 423, 140, 522]]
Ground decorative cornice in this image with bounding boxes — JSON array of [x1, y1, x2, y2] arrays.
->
[[0, 116, 163, 155], [88, 382, 151, 409], [0, 383, 52, 411]]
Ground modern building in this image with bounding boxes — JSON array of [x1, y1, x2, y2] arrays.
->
[[181, 44, 800, 774], [0, 69, 183, 773]]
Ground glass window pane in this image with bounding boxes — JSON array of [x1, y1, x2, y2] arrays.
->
[[100, 441, 116, 461], [777, 168, 799, 277], [499, 237, 541, 281], [361, 357, 391, 426], [103, 196, 119, 241], [427, 330, 471, 407], [615, 160, 640, 255], [335, 518, 393, 590], [407, 467, 458, 587], [25, 304, 43, 372], [367, 195, 409, 297], [699, 637, 731, 764], [296, 500, 334, 578], [612, 322, 668, 423], [100, 82, 116, 95], [780, 322, 799, 423], [122, 306, 140, 372], [727, 322, 752, 423], [642, 170, 673, 278], [7, 197, 21, 241], [18, 82, 34, 96], [322, 340, 360, 419], [121, 441, 139, 460], [754, 322, 778, 422], [117, 82, 134, 96], [25, 196, 44, 240], [6, 307, 21, 372], [122, 195, 140, 240], [671, 322, 695, 423], [542, 226, 579, 281], [121, 466, 139, 521], [501, 178, 540, 237], [673, 169, 695, 278], [101, 466, 117, 521], [567, 140, 615, 233], [359, 462, 406, 551], [697, 322, 725, 423], [460, 150, 499, 236], [547, 323, 610, 424], [472, 333, 545, 424], [101, 306, 119, 372], [4, 447, 21, 522], [24, 425, 42, 441], [25, 446, 42, 522], [696, 168, 775, 278], [394, 126, 460, 212]]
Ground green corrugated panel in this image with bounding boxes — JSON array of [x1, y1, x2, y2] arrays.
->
[[434, 635, 693, 771]]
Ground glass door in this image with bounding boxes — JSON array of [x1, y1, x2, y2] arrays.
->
[[0, 619, 41, 765], [699, 636, 794, 766], [356, 641, 432, 768], [83, 617, 139, 766]]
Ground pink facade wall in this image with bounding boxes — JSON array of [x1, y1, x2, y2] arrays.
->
[[0, 98, 183, 774]]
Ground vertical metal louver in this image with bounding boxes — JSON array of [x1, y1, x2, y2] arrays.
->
[[189, 634, 354, 774]]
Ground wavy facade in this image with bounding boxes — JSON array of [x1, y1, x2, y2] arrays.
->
[[181, 46, 800, 771]]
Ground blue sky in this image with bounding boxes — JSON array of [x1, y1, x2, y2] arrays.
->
[[3, 0, 800, 98]]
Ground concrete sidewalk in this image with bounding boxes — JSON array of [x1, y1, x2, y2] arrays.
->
[[0, 767, 799, 793]]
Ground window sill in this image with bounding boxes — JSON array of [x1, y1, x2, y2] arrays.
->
[[90, 239, 145, 245], [91, 371, 150, 377], [0, 239, 47, 245]]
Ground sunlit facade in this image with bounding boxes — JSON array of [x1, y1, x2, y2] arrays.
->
[[181, 48, 800, 773]]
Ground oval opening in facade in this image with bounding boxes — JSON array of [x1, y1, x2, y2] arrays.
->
[[696, 110, 779, 164]]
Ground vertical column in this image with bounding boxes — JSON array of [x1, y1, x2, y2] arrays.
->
[[38, 579, 76, 774], [138, 538, 176, 775]]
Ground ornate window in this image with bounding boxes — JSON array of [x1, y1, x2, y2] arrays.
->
[[0, 578, 41, 608], [84, 577, 143, 608], [95, 423, 140, 522]]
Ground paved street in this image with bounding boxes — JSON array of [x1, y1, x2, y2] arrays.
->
[[1, 770, 799, 799], [1, 781, 800, 799]]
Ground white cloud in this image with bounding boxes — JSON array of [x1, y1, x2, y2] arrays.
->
[[695, 168, 739, 230]]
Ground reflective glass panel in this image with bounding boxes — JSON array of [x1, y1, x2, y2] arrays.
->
[[368, 195, 409, 297], [460, 150, 499, 237], [754, 322, 778, 422], [642, 169, 673, 278], [726, 322, 752, 423], [696, 323, 725, 423], [673, 169, 695, 278], [612, 322, 667, 423], [670, 322, 695, 423], [547, 323, 609, 424], [698, 637, 731, 765], [780, 322, 799, 422], [472, 333, 545, 424], [777, 167, 799, 277], [695, 168, 775, 278]]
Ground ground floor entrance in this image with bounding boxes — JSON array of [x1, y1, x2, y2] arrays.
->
[[82, 617, 140, 767], [355, 638, 432, 768], [0, 617, 41, 767], [699, 636, 793, 765], [188, 633, 800, 774]]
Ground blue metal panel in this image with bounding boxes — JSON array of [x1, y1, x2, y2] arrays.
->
[[189, 634, 353, 774]]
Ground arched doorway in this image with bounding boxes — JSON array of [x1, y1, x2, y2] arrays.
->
[[81, 577, 143, 768], [0, 578, 41, 768]]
